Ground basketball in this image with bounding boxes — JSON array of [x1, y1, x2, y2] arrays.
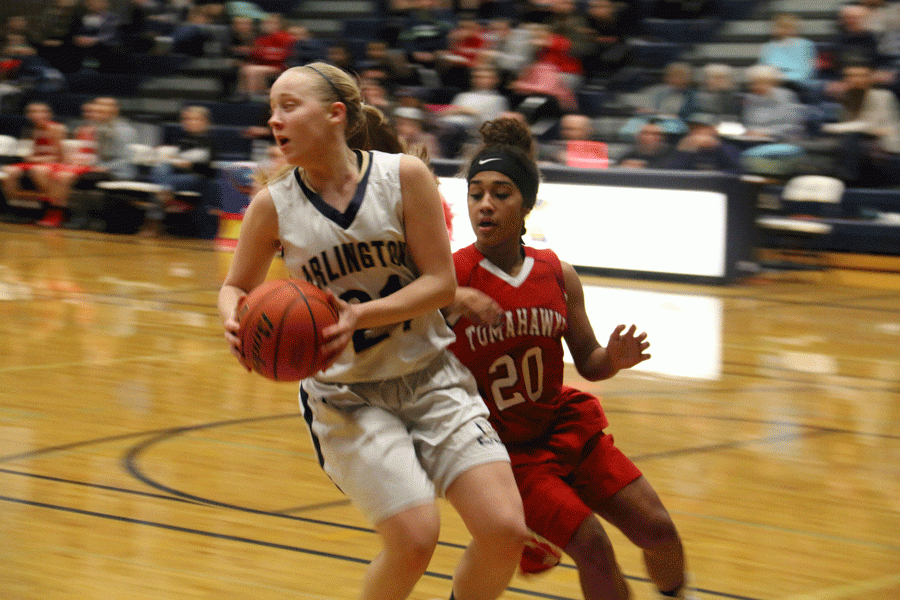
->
[[236, 279, 339, 381]]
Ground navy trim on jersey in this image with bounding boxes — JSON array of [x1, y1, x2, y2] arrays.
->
[[294, 149, 372, 230]]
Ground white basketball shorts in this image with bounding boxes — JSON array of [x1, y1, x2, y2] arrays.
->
[[299, 350, 509, 524]]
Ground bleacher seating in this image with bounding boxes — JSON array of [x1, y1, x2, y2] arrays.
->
[[191, 101, 269, 128], [342, 18, 386, 42], [641, 18, 719, 45]]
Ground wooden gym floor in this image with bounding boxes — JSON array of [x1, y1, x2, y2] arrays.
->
[[1, 224, 898, 600]]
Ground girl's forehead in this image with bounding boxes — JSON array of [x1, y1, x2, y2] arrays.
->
[[272, 70, 316, 95], [468, 172, 516, 187]]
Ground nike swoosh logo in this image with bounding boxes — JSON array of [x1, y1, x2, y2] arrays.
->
[[478, 157, 501, 165]]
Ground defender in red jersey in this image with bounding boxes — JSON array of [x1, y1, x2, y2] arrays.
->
[[446, 118, 696, 600]]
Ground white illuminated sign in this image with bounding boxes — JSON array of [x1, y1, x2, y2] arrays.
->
[[577, 286, 722, 380], [439, 178, 728, 278]]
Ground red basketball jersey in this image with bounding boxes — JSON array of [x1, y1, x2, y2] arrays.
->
[[451, 244, 576, 443]]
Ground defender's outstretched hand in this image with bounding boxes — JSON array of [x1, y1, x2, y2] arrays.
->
[[606, 324, 651, 371]]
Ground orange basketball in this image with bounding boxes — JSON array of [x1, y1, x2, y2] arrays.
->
[[237, 279, 339, 381]]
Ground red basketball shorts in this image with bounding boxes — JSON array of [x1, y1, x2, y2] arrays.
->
[[506, 387, 642, 551]]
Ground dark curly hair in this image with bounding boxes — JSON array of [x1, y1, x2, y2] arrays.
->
[[465, 117, 541, 211]]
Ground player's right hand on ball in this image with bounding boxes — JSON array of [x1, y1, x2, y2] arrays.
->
[[224, 313, 250, 371]]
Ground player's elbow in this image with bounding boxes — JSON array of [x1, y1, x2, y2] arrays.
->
[[433, 274, 457, 308]]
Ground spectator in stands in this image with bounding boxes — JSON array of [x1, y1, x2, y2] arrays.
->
[[441, 64, 511, 127], [146, 105, 220, 236], [438, 17, 488, 89], [394, 105, 442, 160], [620, 61, 697, 139], [83, 96, 137, 181], [238, 13, 296, 100], [326, 42, 357, 74], [580, 0, 636, 86], [34, 0, 81, 74], [0, 17, 36, 111], [829, 3, 884, 77], [758, 13, 818, 90], [49, 99, 102, 229], [510, 23, 582, 111], [481, 18, 538, 89], [742, 64, 805, 141], [530, 19, 584, 93], [539, 112, 600, 165], [861, 0, 900, 61], [94, 97, 138, 165], [226, 14, 257, 58], [119, 0, 158, 55], [171, 5, 214, 57], [221, 15, 257, 99], [438, 64, 511, 156], [361, 75, 397, 116], [693, 63, 743, 123], [396, 0, 456, 74], [617, 120, 675, 169], [821, 62, 900, 186], [200, 2, 229, 27], [360, 39, 421, 91], [2, 15, 37, 58], [50, 95, 141, 229], [547, 0, 595, 61], [73, 0, 123, 71], [1, 102, 66, 226], [669, 112, 743, 174], [287, 24, 328, 67]]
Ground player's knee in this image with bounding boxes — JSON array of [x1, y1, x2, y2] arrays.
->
[[633, 512, 680, 552], [382, 514, 440, 570], [566, 517, 616, 564], [395, 531, 439, 573], [478, 511, 529, 555]]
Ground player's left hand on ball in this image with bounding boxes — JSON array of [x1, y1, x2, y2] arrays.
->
[[320, 290, 356, 369], [607, 324, 651, 370]]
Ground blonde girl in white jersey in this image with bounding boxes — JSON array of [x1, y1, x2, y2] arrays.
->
[[217, 62, 527, 600]]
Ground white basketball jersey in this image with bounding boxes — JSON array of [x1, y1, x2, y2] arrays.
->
[[268, 150, 455, 383]]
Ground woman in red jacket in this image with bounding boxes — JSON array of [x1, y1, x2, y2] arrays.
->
[[238, 13, 297, 98]]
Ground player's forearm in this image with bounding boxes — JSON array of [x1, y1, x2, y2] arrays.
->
[[578, 346, 619, 382], [354, 273, 455, 330], [218, 284, 247, 323]]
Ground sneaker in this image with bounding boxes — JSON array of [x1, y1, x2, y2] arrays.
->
[[519, 531, 562, 575], [658, 578, 700, 600], [36, 208, 64, 228]]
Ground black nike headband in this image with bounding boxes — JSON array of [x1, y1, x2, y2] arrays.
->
[[466, 148, 539, 209]]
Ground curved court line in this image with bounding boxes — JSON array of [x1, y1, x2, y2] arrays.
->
[[0, 413, 298, 463], [0, 468, 200, 505]]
